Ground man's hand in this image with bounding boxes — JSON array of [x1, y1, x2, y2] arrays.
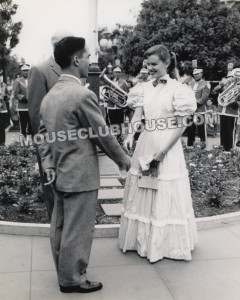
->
[[119, 155, 131, 172], [44, 168, 56, 185]]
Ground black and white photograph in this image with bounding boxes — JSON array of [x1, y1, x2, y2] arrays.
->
[[0, 0, 240, 299]]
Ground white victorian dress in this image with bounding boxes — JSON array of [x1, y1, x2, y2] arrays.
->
[[119, 75, 198, 262]]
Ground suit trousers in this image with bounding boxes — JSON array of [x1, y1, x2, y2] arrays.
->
[[50, 189, 98, 287], [187, 114, 206, 146], [220, 115, 237, 151], [0, 114, 6, 145], [18, 111, 33, 137]]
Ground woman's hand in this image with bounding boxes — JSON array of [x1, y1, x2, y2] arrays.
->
[[123, 135, 134, 152], [152, 151, 166, 163]]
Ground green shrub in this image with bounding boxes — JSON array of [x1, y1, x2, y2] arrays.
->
[[0, 187, 17, 205]]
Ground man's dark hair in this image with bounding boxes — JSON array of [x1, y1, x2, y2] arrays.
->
[[54, 36, 86, 68]]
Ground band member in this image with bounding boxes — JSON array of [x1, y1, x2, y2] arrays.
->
[[135, 68, 150, 84], [13, 64, 33, 140], [106, 66, 129, 142], [187, 67, 211, 148], [0, 79, 10, 145], [213, 70, 239, 151]]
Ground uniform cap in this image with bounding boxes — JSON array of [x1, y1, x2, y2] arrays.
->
[[113, 66, 122, 72], [193, 68, 203, 75], [20, 64, 30, 71]]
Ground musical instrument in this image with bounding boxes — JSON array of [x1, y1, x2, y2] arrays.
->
[[218, 68, 240, 107], [99, 68, 128, 108]]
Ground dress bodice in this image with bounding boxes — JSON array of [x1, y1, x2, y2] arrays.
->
[[142, 75, 196, 122], [128, 75, 197, 123]]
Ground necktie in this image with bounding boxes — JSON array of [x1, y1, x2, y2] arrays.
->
[[152, 78, 167, 87]]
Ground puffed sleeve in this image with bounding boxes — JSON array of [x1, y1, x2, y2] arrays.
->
[[172, 83, 197, 116], [127, 82, 144, 109]]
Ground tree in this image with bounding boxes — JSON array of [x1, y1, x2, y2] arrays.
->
[[119, 0, 240, 79], [0, 0, 22, 82], [5, 54, 21, 80]]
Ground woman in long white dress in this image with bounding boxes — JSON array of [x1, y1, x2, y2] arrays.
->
[[119, 45, 198, 262]]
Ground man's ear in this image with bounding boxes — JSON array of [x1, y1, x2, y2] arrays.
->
[[73, 56, 79, 66]]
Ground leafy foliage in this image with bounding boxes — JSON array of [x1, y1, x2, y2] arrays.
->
[[184, 142, 240, 207], [119, 0, 240, 78], [5, 54, 20, 80], [0, 0, 22, 81], [0, 186, 17, 204]]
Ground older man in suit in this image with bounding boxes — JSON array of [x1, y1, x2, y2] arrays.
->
[[38, 36, 131, 293], [28, 31, 72, 217]]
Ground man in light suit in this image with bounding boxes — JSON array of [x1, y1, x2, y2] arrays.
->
[[187, 67, 211, 148], [13, 64, 33, 140], [28, 31, 72, 217], [38, 36, 131, 293]]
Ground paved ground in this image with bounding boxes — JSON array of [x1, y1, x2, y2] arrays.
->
[[1, 222, 240, 300]]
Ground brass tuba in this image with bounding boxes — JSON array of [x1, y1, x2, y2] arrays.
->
[[218, 68, 240, 107], [99, 68, 128, 108]]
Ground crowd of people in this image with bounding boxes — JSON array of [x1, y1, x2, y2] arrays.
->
[[0, 31, 240, 294]]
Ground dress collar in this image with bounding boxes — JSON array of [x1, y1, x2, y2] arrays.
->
[[151, 74, 170, 87]]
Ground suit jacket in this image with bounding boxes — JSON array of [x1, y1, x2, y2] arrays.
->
[[38, 75, 129, 193], [28, 56, 61, 134], [13, 77, 28, 110], [190, 79, 211, 114]]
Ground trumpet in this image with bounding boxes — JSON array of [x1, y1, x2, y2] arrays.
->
[[218, 68, 240, 107], [99, 68, 128, 108]]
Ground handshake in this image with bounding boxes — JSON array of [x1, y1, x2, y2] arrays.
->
[[118, 135, 134, 173], [119, 155, 131, 173]]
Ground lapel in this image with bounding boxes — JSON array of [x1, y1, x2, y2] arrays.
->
[[49, 56, 61, 77]]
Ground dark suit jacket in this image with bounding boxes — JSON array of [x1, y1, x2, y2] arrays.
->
[[38, 75, 129, 193], [28, 56, 61, 134]]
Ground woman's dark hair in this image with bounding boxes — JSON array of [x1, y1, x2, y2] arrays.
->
[[178, 61, 193, 77], [144, 45, 176, 78], [54, 36, 86, 69]]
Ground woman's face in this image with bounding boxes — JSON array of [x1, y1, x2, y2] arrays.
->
[[147, 54, 168, 79]]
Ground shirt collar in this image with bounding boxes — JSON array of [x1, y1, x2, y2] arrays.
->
[[60, 74, 83, 85]]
